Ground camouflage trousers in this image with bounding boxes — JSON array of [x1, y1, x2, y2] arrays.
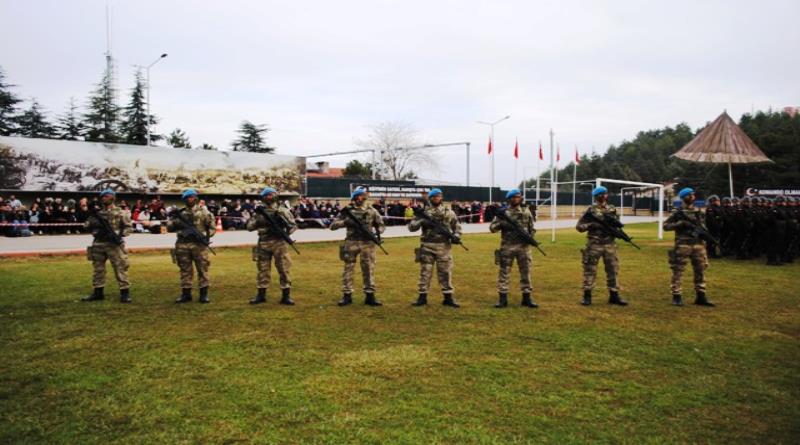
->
[[253, 239, 292, 290], [496, 243, 532, 293], [87, 242, 130, 289], [172, 242, 211, 289], [340, 240, 377, 294], [668, 243, 708, 294], [416, 242, 454, 294], [581, 241, 619, 292]]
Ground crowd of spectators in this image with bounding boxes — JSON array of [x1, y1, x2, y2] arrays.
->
[[1, 194, 489, 237]]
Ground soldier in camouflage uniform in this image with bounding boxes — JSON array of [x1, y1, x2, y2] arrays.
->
[[408, 188, 462, 308], [575, 186, 628, 306], [82, 189, 133, 303], [168, 188, 216, 304], [489, 189, 538, 308], [784, 197, 799, 263], [247, 187, 297, 305], [663, 187, 714, 307], [330, 187, 386, 306]]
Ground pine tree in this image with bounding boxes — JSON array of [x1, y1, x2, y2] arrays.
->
[[84, 65, 120, 143], [56, 97, 85, 140], [120, 69, 159, 145], [167, 128, 191, 148], [15, 99, 56, 138], [198, 143, 218, 151], [0, 67, 22, 136], [231, 120, 274, 153]]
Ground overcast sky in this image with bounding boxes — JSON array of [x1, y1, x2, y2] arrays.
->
[[1, 0, 798, 187]]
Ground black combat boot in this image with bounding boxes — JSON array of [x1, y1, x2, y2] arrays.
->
[[442, 293, 460, 308], [250, 288, 266, 305], [608, 290, 628, 306], [175, 288, 192, 303], [581, 290, 592, 306], [364, 292, 383, 306], [494, 292, 508, 308], [198, 287, 210, 304], [412, 293, 428, 306], [694, 291, 715, 307], [338, 293, 353, 306], [672, 293, 683, 306], [521, 292, 538, 308], [119, 288, 131, 304], [279, 288, 295, 305], [82, 287, 105, 302]]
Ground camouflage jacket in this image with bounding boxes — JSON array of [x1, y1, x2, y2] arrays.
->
[[167, 205, 216, 244], [576, 203, 619, 244], [85, 204, 132, 244], [489, 205, 535, 245], [246, 202, 297, 242], [408, 204, 462, 243], [663, 205, 706, 244], [330, 202, 385, 241]]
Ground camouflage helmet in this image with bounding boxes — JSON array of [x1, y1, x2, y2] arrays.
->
[[775, 196, 786, 203], [707, 194, 720, 203], [742, 196, 752, 204], [721, 197, 732, 205], [731, 197, 741, 204]]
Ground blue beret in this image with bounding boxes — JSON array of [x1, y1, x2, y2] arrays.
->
[[350, 187, 368, 200], [592, 186, 608, 197], [99, 188, 116, 197], [181, 188, 199, 200], [260, 187, 277, 197], [678, 187, 694, 199], [505, 188, 521, 199], [428, 188, 443, 199]]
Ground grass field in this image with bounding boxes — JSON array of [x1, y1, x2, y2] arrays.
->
[[1, 223, 799, 444]]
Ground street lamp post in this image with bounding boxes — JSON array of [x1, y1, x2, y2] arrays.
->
[[145, 53, 168, 146], [477, 115, 510, 204]]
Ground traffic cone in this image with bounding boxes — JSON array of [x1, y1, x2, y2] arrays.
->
[[215, 216, 224, 233]]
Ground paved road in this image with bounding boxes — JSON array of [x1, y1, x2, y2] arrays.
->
[[0, 216, 660, 256]]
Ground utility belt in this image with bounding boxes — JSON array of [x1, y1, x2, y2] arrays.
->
[[346, 234, 373, 242]]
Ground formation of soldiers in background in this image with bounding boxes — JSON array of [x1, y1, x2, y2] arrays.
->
[[705, 195, 800, 265], [77, 183, 797, 309]]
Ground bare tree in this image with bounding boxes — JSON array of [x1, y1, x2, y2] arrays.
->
[[355, 121, 439, 180]]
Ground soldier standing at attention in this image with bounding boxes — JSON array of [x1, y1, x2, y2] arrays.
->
[[330, 187, 386, 307], [82, 189, 133, 303], [247, 187, 297, 305], [704, 195, 723, 258], [168, 188, 216, 304], [575, 186, 628, 306], [663, 187, 714, 307], [408, 188, 462, 308], [489, 189, 538, 309]]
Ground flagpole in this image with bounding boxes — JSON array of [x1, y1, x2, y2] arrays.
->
[[490, 126, 495, 204], [549, 129, 555, 242], [536, 141, 541, 204], [571, 147, 577, 217]]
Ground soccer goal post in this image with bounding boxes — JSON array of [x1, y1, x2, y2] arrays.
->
[[595, 178, 665, 240]]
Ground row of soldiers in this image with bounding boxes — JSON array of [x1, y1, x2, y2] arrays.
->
[[705, 195, 800, 265], [79, 185, 719, 309]]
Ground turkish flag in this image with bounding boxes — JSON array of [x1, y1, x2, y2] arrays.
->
[[575, 146, 580, 164], [487, 137, 493, 155], [557, 144, 560, 162], [513, 139, 519, 159], [538, 142, 544, 161]]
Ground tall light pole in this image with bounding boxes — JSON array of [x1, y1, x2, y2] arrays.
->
[[477, 115, 510, 204], [145, 53, 168, 146]]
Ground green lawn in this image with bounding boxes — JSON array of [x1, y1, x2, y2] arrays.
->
[[1, 223, 798, 444]]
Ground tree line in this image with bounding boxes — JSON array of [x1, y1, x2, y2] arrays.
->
[[525, 110, 800, 197], [0, 65, 274, 153]]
